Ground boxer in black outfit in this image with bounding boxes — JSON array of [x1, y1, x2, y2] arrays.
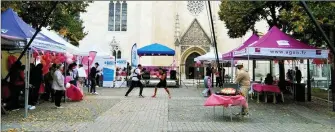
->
[[151, 68, 171, 98]]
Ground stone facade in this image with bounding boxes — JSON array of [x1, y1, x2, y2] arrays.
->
[[79, 1, 270, 79]]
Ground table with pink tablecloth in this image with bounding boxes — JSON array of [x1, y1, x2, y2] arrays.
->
[[204, 94, 247, 121], [252, 84, 281, 93], [252, 83, 284, 103], [204, 94, 247, 108]]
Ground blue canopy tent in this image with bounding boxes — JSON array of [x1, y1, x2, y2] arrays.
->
[[137, 43, 175, 56], [1, 8, 65, 52]]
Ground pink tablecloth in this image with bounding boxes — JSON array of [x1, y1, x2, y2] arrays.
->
[[204, 94, 247, 108], [252, 84, 281, 93]]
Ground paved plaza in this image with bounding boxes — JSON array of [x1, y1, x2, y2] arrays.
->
[[1, 86, 335, 132]]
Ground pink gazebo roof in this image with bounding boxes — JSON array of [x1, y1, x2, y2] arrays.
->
[[222, 34, 259, 60], [234, 26, 328, 59]]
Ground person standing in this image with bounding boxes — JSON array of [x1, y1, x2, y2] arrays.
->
[[125, 64, 144, 97], [89, 63, 99, 94], [7, 62, 24, 111], [72, 63, 79, 87], [95, 63, 102, 87], [235, 61, 250, 116], [295, 66, 302, 84], [202, 66, 212, 97], [29, 63, 43, 110], [77, 64, 87, 90], [216, 67, 223, 88], [52, 64, 65, 108], [43, 67, 55, 102], [151, 68, 171, 98]]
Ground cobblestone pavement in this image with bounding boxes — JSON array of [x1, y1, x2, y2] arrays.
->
[[1, 87, 335, 132]]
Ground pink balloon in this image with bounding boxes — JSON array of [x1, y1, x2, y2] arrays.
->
[[66, 58, 73, 64]]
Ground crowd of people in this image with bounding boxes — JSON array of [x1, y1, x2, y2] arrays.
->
[[2, 61, 96, 112]]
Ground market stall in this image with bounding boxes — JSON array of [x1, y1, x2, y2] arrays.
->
[[233, 26, 329, 103], [137, 43, 178, 87], [1, 8, 75, 117]]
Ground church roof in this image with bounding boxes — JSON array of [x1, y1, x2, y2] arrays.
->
[[180, 19, 211, 44]]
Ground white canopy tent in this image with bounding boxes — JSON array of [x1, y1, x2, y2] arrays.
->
[[40, 28, 81, 55], [78, 44, 110, 57], [194, 47, 224, 62]]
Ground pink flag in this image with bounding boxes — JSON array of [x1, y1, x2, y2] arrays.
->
[[82, 51, 97, 75]]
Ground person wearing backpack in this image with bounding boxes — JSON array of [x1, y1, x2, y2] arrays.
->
[[125, 64, 144, 97]]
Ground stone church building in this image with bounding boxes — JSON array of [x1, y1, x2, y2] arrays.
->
[[79, 1, 278, 79]]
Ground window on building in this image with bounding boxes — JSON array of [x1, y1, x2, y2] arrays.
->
[[108, 1, 115, 31], [121, 1, 127, 31], [108, 1, 127, 31], [115, 1, 121, 31], [113, 50, 116, 57], [117, 50, 122, 59]]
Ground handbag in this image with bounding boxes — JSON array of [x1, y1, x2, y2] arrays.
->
[[39, 83, 45, 94]]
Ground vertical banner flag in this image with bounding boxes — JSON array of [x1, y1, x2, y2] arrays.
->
[[115, 59, 128, 87], [102, 56, 115, 88], [131, 43, 138, 68]]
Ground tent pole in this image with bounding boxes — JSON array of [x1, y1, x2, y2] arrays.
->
[[3, 2, 59, 81], [24, 49, 31, 118], [207, 1, 220, 69], [307, 59, 311, 101]]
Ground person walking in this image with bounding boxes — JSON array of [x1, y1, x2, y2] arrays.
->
[[52, 64, 65, 109], [89, 63, 99, 94], [125, 64, 144, 97], [235, 61, 250, 116], [151, 68, 171, 99]]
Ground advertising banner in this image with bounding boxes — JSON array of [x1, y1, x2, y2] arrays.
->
[[115, 59, 128, 87], [131, 43, 138, 68], [101, 56, 115, 88]]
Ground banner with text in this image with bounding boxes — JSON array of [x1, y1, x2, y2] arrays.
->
[[115, 59, 128, 87], [131, 43, 138, 68], [102, 57, 115, 88]]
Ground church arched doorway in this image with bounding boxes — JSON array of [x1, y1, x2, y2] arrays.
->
[[185, 52, 204, 79]]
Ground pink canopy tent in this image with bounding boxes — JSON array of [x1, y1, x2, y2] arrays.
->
[[234, 26, 329, 59], [222, 34, 259, 60]]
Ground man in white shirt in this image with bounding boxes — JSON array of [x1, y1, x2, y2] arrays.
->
[[125, 64, 144, 97], [77, 64, 87, 90]]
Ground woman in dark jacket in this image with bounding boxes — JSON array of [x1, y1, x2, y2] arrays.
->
[[7, 62, 24, 110], [28, 63, 43, 110], [264, 73, 274, 85]]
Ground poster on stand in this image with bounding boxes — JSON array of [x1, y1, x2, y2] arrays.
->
[[101, 56, 115, 88], [115, 59, 128, 87]]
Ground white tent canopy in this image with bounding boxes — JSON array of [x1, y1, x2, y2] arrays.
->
[[78, 44, 110, 57], [194, 48, 224, 62], [40, 28, 81, 55]]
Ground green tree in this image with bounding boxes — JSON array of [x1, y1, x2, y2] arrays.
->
[[1, 1, 92, 46], [218, 1, 293, 91], [218, 1, 335, 92]]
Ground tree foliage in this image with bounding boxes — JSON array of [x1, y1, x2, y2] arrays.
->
[[1, 1, 92, 46], [218, 1, 335, 48]]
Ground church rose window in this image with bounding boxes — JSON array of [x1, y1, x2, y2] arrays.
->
[[187, 1, 204, 16]]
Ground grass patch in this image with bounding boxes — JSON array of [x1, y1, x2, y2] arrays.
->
[[312, 88, 330, 100]]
